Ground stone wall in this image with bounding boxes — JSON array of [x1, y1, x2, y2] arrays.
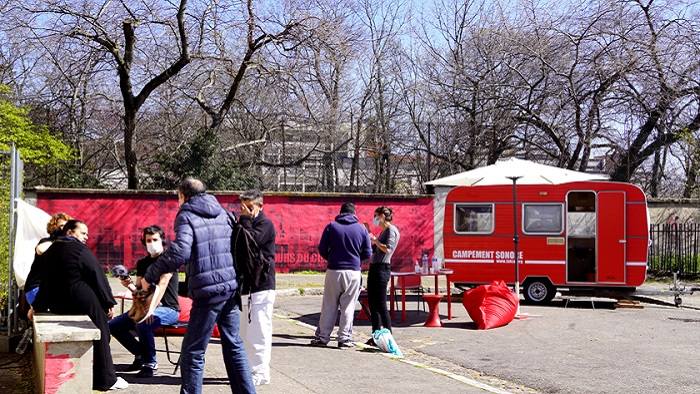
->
[[648, 199, 700, 224]]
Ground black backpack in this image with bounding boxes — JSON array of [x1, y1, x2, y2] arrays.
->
[[227, 212, 267, 295]]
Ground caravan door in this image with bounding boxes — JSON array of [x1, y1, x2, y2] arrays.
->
[[597, 191, 626, 284]]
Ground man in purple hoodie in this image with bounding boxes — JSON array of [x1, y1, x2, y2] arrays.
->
[[310, 202, 372, 348]]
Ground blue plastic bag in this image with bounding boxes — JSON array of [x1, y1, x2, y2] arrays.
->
[[25, 287, 39, 305], [372, 328, 403, 357]]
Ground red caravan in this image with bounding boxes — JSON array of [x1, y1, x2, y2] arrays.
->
[[442, 181, 649, 303]]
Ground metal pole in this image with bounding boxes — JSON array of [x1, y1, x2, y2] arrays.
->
[[10, 144, 22, 335], [507, 176, 522, 315], [6, 144, 18, 336], [4, 154, 10, 336], [281, 120, 287, 190], [427, 122, 432, 179]]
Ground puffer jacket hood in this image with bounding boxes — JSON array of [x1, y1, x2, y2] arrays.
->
[[181, 193, 224, 218], [144, 192, 237, 305]]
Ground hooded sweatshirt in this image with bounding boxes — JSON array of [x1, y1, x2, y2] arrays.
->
[[145, 193, 237, 305], [318, 213, 372, 271]]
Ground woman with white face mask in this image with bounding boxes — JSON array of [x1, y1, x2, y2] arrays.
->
[[366, 206, 401, 346], [108, 225, 181, 378]]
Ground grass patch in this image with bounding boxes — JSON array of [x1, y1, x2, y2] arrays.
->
[[644, 276, 674, 285], [292, 270, 324, 275], [648, 256, 700, 278]]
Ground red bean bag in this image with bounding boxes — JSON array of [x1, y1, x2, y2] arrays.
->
[[462, 281, 519, 330]]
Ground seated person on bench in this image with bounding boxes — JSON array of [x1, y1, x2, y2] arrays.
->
[[109, 225, 180, 378], [32, 220, 128, 390]]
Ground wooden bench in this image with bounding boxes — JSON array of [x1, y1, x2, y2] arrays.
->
[[33, 314, 100, 394]]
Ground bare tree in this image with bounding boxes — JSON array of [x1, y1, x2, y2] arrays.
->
[[678, 131, 700, 198], [608, 0, 700, 182], [11, 0, 195, 189], [358, 0, 409, 193], [288, 1, 359, 191], [413, 0, 516, 174], [2, 0, 699, 195], [192, 0, 304, 131]]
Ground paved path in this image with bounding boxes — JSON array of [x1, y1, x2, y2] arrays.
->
[[101, 276, 700, 392], [111, 313, 503, 393], [275, 293, 700, 394]]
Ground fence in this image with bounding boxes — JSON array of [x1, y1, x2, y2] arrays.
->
[[649, 223, 700, 277]]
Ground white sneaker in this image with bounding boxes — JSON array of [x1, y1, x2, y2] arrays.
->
[[109, 377, 129, 390], [252, 374, 270, 386]]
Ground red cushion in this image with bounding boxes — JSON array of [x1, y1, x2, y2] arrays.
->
[[462, 281, 518, 330], [160, 326, 187, 336], [162, 296, 219, 338], [177, 296, 192, 322]]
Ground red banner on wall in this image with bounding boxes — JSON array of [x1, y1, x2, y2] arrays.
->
[[35, 191, 434, 272]]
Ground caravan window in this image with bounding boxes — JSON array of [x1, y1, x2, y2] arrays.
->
[[567, 191, 596, 237], [523, 204, 563, 234], [454, 204, 494, 234]]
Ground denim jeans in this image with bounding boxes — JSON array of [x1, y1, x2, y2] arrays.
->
[[180, 295, 255, 394], [109, 306, 179, 367]]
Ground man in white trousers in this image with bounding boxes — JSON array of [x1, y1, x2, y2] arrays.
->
[[238, 189, 277, 386]]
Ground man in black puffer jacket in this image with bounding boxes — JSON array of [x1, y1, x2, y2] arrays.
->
[[237, 189, 276, 386], [144, 177, 254, 394]]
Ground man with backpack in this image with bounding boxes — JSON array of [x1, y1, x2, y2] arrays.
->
[[236, 189, 276, 386], [144, 177, 254, 394]]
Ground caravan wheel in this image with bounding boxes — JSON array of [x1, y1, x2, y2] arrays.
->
[[523, 279, 555, 304]]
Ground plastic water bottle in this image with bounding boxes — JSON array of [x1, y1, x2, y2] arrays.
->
[[431, 257, 439, 273], [15, 327, 33, 354], [421, 252, 429, 274], [414, 259, 421, 273]]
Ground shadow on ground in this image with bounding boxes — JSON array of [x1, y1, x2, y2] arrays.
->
[[119, 374, 231, 386], [0, 352, 34, 393], [293, 309, 460, 329]]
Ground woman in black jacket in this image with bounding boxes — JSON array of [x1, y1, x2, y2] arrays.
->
[[33, 220, 127, 391], [24, 212, 72, 318]]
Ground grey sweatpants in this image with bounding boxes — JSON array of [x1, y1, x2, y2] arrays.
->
[[314, 269, 362, 344]]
